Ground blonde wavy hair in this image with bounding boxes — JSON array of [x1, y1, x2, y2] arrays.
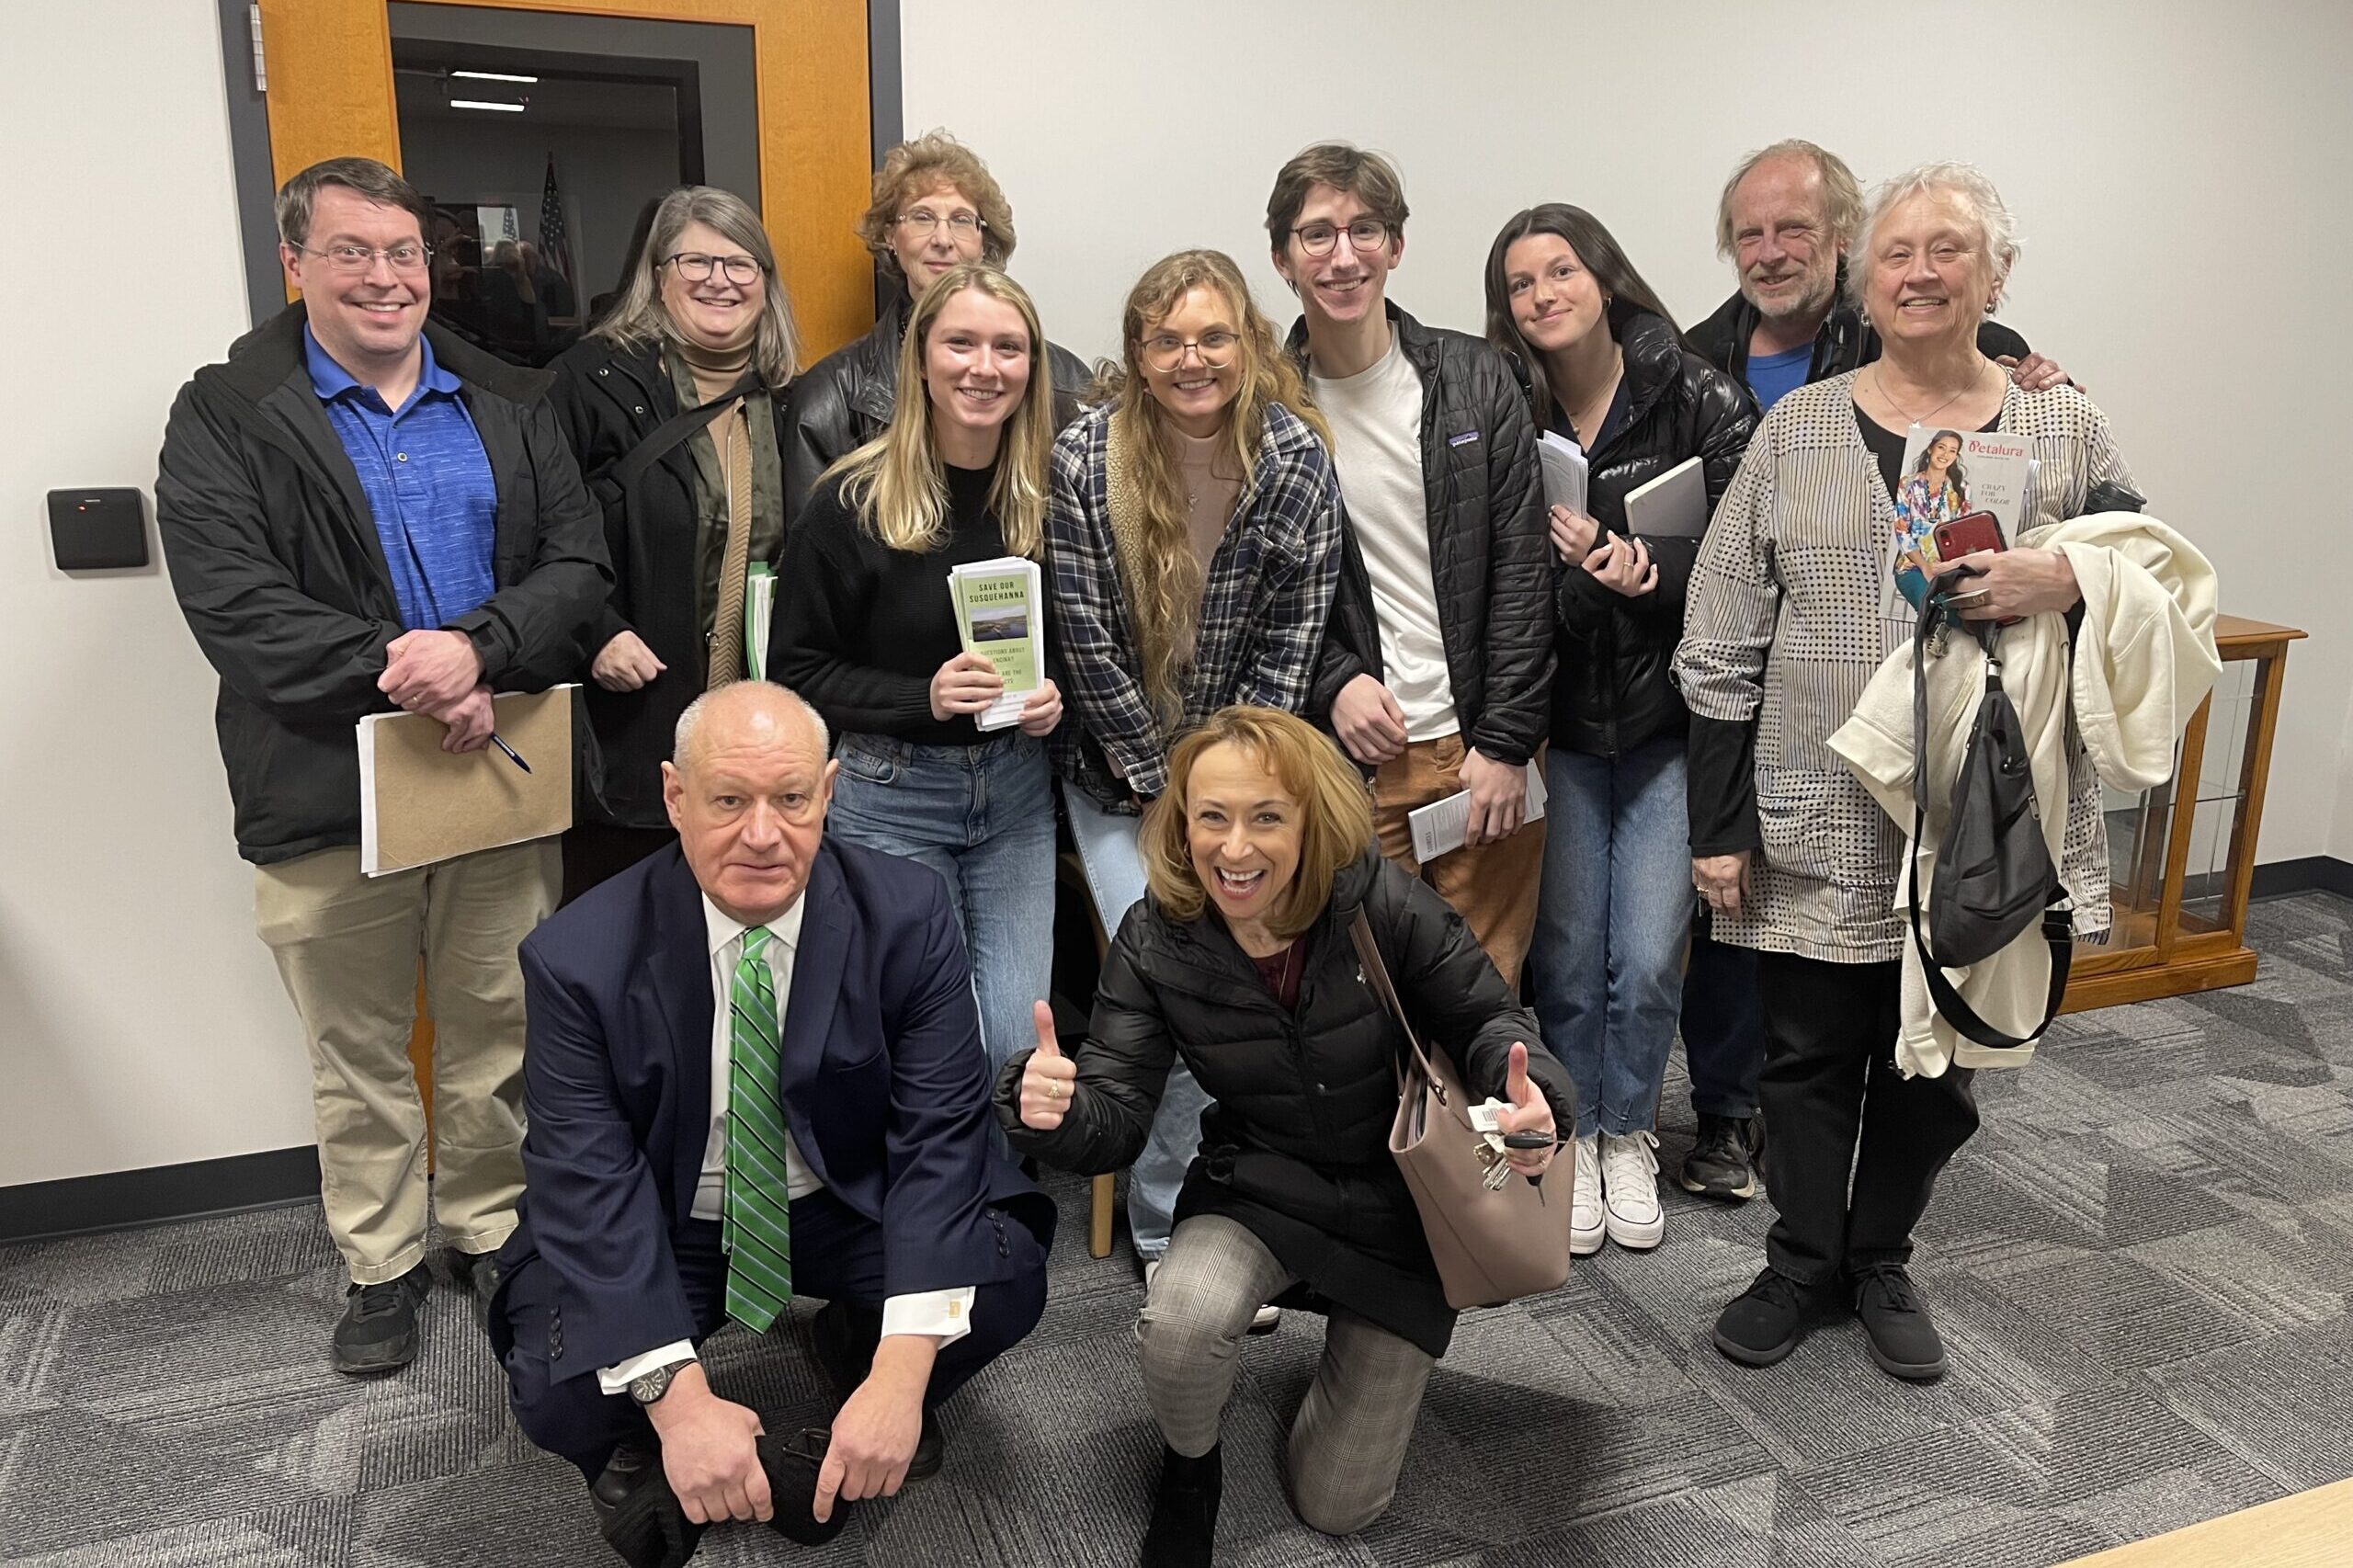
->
[[1095, 250, 1331, 728], [854, 131, 1017, 273], [594, 186, 801, 385], [824, 264, 1053, 557], [1141, 706, 1375, 940]]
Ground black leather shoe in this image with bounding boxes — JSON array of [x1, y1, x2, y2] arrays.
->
[[590, 1444, 701, 1568], [332, 1263, 431, 1375], [1140, 1443, 1221, 1568], [442, 1246, 502, 1333], [758, 1428, 854, 1546], [1711, 1267, 1822, 1368], [810, 1300, 943, 1479], [1853, 1264, 1948, 1381], [1679, 1114, 1763, 1200]]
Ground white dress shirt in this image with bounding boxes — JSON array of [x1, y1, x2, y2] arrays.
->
[[597, 891, 975, 1394]]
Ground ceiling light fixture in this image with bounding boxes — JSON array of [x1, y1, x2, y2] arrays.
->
[[449, 98, 528, 112], [452, 70, 539, 83]]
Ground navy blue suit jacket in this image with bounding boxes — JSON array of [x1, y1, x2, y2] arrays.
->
[[501, 838, 1053, 1383]]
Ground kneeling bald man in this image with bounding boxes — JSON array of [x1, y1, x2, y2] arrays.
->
[[490, 681, 1053, 1562]]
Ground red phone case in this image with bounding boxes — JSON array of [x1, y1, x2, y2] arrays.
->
[[1931, 511, 2018, 626], [1932, 510, 2006, 562]]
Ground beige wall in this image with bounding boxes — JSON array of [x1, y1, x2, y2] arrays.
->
[[0, 4, 316, 1187], [903, 0, 2353, 867], [1, 0, 2347, 1192]]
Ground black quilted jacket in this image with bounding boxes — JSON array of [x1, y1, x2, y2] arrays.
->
[[1300, 303, 1553, 767], [995, 846, 1575, 1355], [1544, 310, 1755, 757]]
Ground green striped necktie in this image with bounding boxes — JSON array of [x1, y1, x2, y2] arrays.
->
[[722, 925, 793, 1333]]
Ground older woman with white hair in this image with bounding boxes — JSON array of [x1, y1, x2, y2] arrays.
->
[[549, 186, 804, 898], [1676, 162, 2143, 1383]]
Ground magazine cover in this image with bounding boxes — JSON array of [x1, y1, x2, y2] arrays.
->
[[947, 557, 1042, 730], [1888, 425, 2039, 612]]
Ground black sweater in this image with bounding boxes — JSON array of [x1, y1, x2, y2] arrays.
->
[[771, 461, 1024, 747]]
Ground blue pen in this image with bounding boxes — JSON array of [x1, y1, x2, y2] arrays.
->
[[489, 733, 531, 773]]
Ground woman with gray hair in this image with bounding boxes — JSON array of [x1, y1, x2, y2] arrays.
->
[[1676, 162, 2144, 1382], [549, 186, 804, 899]]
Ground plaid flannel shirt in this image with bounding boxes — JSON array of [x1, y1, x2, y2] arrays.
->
[[1050, 400, 1344, 799]]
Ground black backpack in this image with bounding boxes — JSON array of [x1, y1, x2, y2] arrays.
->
[[1906, 577, 2073, 1050]]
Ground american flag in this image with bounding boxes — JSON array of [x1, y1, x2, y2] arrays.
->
[[538, 153, 574, 284]]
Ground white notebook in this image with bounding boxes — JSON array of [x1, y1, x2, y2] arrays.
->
[[1621, 456, 1709, 539], [1406, 762, 1550, 862]]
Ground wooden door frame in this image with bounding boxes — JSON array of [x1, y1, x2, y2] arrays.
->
[[218, 0, 902, 356]]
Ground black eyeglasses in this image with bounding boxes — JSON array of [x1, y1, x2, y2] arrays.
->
[[665, 252, 765, 285], [1290, 219, 1390, 258]]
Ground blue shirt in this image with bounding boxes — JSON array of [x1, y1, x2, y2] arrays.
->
[[1744, 343, 1813, 413], [305, 326, 498, 631]]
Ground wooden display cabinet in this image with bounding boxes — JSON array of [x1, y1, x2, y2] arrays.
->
[[2063, 616, 2305, 1011]]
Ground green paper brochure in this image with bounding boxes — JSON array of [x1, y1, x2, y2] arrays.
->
[[948, 557, 1043, 731]]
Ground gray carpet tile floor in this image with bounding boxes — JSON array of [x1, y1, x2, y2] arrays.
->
[[4, 891, 2350, 1566]]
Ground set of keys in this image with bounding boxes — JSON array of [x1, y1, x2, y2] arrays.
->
[[1467, 1099, 1554, 1189]]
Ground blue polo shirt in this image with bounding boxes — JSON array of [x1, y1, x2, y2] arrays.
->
[[1744, 343, 1813, 413], [305, 326, 498, 631]]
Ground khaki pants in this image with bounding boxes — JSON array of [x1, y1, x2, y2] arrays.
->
[[255, 840, 558, 1284], [1371, 733, 1545, 985]]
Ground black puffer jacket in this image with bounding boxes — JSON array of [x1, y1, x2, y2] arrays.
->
[[1687, 270, 2030, 415], [781, 288, 1094, 519], [548, 335, 789, 828], [1300, 303, 1554, 767], [1545, 310, 1755, 757], [995, 846, 1577, 1356], [156, 304, 610, 864]]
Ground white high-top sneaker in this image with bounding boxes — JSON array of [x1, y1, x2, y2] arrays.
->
[[1570, 1133, 1605, 1256], [1600, 1130, 1665, 1250]]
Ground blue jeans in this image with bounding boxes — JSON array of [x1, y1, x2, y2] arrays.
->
[[1063, 782, 1213, 1259], [1681, 917, 1764, 1119], [1530, 737, 1690, 1139], [827, 733, 1056, 1126]]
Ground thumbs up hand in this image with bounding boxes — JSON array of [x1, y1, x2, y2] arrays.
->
[[1493, 1041, 1557, 1175], [1017, 1000, 1077, 1131]]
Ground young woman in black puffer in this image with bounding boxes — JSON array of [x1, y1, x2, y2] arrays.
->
[[1483, 204, 1755, 1259]]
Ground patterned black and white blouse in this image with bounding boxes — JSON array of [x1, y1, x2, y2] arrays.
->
[[1676, 372, 2140, 964]]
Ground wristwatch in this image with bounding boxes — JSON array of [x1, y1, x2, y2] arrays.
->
[[628, 1358, 696, 1406]]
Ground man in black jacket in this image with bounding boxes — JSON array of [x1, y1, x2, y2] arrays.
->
[[156, 157, 609, 1377], [781, 131, 1089, 518], [1273, 142, 1552, 983]]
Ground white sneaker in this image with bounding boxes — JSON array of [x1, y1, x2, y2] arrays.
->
[[1600, 1131, 1665, 1250], [1570, 1134, 1606, 1256], [1144, 1258, 1279, 1334]]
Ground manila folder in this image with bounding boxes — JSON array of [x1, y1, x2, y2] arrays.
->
[[358, 686, 574, 876]]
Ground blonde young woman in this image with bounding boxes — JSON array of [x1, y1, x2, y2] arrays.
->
[[550, 185, 803, 899], [1049, 248, 1346, 1289], [771, 264, 1063, 1093]]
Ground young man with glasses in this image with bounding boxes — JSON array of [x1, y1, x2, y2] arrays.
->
[[155, 156, 609, 1377], [1273, 143, 1554, 984], [783, 131, 1090, 517]]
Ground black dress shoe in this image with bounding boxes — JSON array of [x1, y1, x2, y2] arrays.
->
[[332, 1263, 432, 1375], [1711, 1267, 1824, 1368], [1140, 1443, 1221, 1568], [758, 1428, 854, 1546], [589, 1445, 701, 1568], [1852, 1264, 1948, 1381], [441, 1246, 502, 1332], [811, 1300, 944, 1480]]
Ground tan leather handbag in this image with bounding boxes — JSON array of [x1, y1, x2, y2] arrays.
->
[[1350, 912, 1572, 1310]]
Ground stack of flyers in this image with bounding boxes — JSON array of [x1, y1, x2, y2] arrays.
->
[[947, 556, 1044, 731]]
